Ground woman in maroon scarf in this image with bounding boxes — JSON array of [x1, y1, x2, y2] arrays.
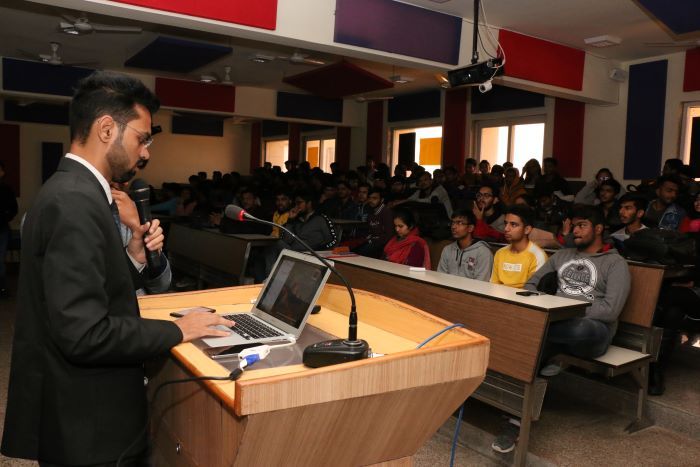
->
[[383, 208, 431, 269]]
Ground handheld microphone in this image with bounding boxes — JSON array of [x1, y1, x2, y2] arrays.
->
[[224, 204, 370, 367], [129, 180, 162, 277]]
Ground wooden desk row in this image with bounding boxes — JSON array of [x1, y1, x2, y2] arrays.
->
[[167, 223, 277, 287]]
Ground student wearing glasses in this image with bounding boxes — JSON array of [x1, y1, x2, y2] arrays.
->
[[437, 209, 493, 281], [472, 183, 506, 241]]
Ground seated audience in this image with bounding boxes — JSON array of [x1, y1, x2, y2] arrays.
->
[[175, 186, 198, 217], [397, 171, 453, 217], [527, 204, 631, 364], [574, 168, 625, 205], [386, 176, 410, 204], [645, 175, 686, 230], [478, 160, 491, 182], [437, 209, 493, 281], [462, 157, 480, 188], [260, 192, 337, 280], [383, 208, 431, 269], [319, 180, 358, 220], [493, 205, 631, 454], [271, 191, 293, 238], [355, 183, 371, 222], [491, 205, 547, 288], [353, 189, 394, 258], [609, 193, 647, 248], [472, 183, 505, 241], [533, 185, 568, 233], [522, 158, 542, 190], [597, 178, 623, 232], [651, 192, 700, 394], [442, 166, 463, 200], [499, 167, 526, 206], [537, 157, 572, 197], [216, 187, 271, 235]]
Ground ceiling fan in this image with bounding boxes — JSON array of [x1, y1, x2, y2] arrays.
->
[[355, 96, 394, 103], [644, 39, 700, 48], [59, 14, 142, 35], [196, 66, 233, 85], [277, 51, 325, 66], [17, 42, 96, 66]]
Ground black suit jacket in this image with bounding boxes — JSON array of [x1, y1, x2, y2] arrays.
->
[[1, 157, 182, 464]]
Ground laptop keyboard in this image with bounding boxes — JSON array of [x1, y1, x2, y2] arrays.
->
[[223, 313, 284, 340]]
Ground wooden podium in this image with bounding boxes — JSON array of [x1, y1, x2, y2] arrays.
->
[[139, 284, 489, 466]]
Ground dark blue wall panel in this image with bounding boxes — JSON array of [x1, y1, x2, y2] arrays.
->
[[388, 90, 441, 122], [4, 100, 69, 125], [276, 92, 343, 122], [635, 0, 700, 35], [125, 36, 231, 73], [624, 60, 668, 180], [262, 120, 289, 137], [2, 58, 93, 96], [471, 86, 545, 114], [334, 0, 461, 65]]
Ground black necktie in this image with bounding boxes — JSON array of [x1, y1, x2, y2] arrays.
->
[[110, 201, 121, 233]]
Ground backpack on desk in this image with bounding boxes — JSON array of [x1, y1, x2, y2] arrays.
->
[[622, 228, 695, 265]]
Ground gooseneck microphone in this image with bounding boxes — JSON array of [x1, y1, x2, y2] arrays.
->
[[224, 204, 370, 367], [129, 180, 162, 277]]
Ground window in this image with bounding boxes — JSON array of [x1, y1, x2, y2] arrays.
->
[[476, 117, 545, 171], [391, 126, 443, 173], [264, 139, 289, 170], [304, 138, 335, 173], [681, 102, 700, 178]]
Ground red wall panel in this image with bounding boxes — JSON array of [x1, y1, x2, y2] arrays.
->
[[0, 124, 20, 196], [336, 127, 351, 171], [684, 47, 700, 92], [249, 122, 262, 174], [365, 102, 384, 164], [442, 88, 468, 170], [498, 30, 585, 91], [155, 78, 235, 113], [112, 0, 277, 30], [553, 98, 585, 178]]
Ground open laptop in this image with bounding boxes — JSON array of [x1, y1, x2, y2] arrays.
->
[[202, 249, 331, 347]]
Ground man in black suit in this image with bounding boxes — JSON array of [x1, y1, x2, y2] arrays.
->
[[1, 71, 234, 466]]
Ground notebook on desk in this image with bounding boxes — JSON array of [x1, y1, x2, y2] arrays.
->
[[202, 249, 331, 347]]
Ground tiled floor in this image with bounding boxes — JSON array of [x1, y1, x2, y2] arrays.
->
[[2, 266, 700, 466]]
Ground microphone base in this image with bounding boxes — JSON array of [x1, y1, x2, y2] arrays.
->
[[302, 339, 370, 368]]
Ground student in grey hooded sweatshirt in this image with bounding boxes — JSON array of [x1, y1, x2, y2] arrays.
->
[[438, 208, 493, 281], [525, 204, 631, 360]]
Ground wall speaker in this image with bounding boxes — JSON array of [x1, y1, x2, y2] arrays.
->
[[609, 68, 628, 82]]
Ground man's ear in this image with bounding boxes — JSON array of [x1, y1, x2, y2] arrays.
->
[[636, 209, 645, 220], [524, 225, 533, 236], [595, 223, 604, 235], [97, 116, 115, 143]]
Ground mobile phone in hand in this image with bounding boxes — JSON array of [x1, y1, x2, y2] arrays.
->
[[169, 306, 216, 318]]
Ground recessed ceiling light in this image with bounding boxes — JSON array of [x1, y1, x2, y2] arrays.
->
[[200, 74, 217, 83], [390, 75, 414, 84], [250, 53, 274, 63], [584, 35, 622, 48]]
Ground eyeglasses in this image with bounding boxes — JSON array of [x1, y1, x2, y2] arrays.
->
[[117, 121, 154, 148], [476, 192, 493, 199]]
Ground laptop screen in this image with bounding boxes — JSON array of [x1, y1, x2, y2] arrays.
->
[[257, 254, 328, 328]]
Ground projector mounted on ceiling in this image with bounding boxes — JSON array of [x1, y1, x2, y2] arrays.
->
[[447, 58, 503, 88]]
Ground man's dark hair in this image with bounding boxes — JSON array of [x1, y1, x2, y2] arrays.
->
[[392, 207, 416, 229], [656, 174, 682, 189], [357, 182, 371, 191], [451, 208, 476, 226], [618, 193, 646, 211], [478, 182, 497, 195], [368, 188, 385, 198], [275, 190, 292, 199], [663, 159, 683, 173], [504, 205, 535, 227], [465, 158, 477, 166], [240, 186, 256, 197], [336, 180, 350, 190], [70, 71, 160, 144], [599, 178, 621, 194], [295, 191, 317, 206], [570, 203, 605, 227], [543, 157, 558, 167]]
